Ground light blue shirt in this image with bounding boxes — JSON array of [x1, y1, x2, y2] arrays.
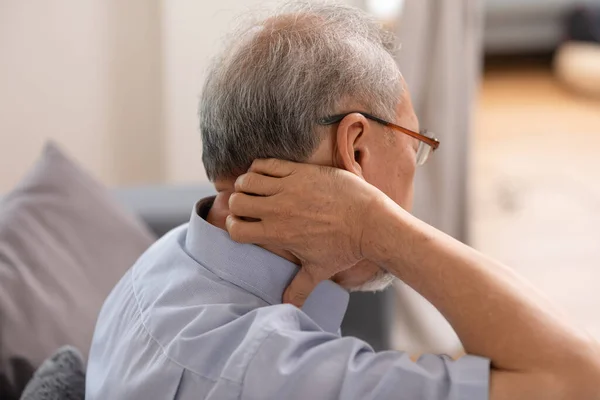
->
[[87, 198, 490, 399]]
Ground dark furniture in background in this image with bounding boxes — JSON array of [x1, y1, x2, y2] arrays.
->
[[484, 0, 600, 54]]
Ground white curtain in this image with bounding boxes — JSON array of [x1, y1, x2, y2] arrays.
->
[[392, 0, 484, 355]]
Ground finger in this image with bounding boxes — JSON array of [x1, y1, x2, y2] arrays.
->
[[282, 266, 324, 308], [235, 172, 282, 196], [228, 192, 273, 219], [226, 215, 270, 245], [249, 158, 298, 178]]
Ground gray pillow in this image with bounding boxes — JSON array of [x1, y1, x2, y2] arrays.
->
[[0, 143, 156, 399], [19, 346, 85, 400]]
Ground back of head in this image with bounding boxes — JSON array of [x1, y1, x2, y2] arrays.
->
[[200, 1, 402, 181]]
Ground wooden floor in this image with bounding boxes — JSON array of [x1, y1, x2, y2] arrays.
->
[[471, 62, 600, 339]]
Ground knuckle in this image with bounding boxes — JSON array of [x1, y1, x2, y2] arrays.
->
[[292, 291, 307, 304], [275, 181, 284, 194], [247, 172, 261, 190], [229, 225, 248, 244], [228, 223, 240, 241], [240, 173, 257, 191], [234, 174, 247, 191], [265, 158, 279, 170], [284, 288, 307, 306], [228, 193, 241, 212], [240, 174, 251, 190], [283, 290, 295, 304], [251, 159, 263, 169]]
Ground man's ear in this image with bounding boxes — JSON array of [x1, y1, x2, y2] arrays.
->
[[333, 113, 370, 178]]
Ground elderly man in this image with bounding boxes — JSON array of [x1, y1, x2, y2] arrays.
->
[[87, 2, 600, 399]]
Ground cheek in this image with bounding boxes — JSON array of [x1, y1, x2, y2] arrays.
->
[[388, 145, 417, 208], [402, 180, 415, 211], [362, 143, 416, 207], [393, 165, 415, 209]]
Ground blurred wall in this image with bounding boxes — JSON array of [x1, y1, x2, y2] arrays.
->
[[161, 0, 364, 184], [161, 0, 268, 184], [0, 1, 164, 190], [0, 0, 364, 191]]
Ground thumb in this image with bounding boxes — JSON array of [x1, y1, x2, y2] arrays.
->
[[282, 264, 325, 308]]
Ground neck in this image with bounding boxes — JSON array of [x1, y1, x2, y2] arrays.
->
[[207, 181, 300, 265]]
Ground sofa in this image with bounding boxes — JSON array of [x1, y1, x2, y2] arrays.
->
[[484, 0, 599, 54], [0, 145, 395, 399]]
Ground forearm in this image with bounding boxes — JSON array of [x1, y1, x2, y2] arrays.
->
[[365, 196, 600, 376]]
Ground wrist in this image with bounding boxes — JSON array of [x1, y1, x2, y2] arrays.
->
[[359, 192, 408, 266]]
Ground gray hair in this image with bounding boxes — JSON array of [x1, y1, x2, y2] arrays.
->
[[200, 1, 403, 181]]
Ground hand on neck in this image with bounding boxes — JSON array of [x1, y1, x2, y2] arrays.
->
[[206, 180, 301, 265]]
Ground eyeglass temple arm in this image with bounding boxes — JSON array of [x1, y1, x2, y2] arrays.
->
[[320, 112, 440, 151], [384, 122, 440, 150]]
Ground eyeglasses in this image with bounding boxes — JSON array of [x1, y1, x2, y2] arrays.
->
[[318, 111, 440, 166]]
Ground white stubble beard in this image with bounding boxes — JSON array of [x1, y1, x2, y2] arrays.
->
[[349, 269, 396, 292]]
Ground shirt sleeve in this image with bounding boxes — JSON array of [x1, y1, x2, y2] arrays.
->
[[241, 327, 490, 400]]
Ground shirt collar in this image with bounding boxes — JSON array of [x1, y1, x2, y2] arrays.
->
[[184, 197, 349, 334]]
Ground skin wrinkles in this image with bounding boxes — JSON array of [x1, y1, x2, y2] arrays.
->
[[209, 84, 419, 292]]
